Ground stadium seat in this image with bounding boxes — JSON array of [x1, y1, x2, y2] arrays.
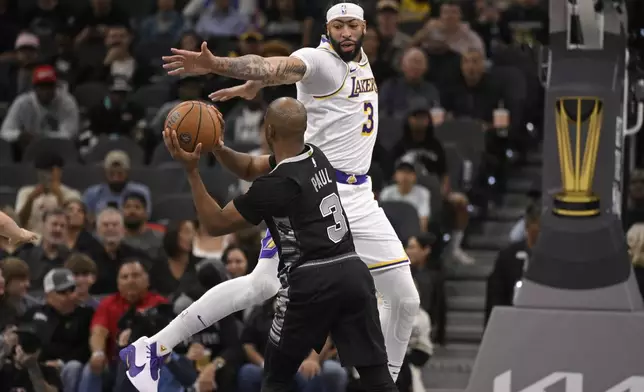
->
[[128, 82, 172, 110], [200, 165, 240, 205], [152, 193, 197, 224], [84, 136, 145, 165], [0, 187, 17, 209], [416, 172, 443, 221], [129, 164, 188, 194], [73, 82, 108, 113], [434, 119, 485, 171], [377, 116, 404, 152], [0, 138, 12, 163], [61, 165, 104, 192], [22, 138, 80, 164], [0, 164, 37, 188], [379, 201, 421, 242], [443, 143, 464, 192]]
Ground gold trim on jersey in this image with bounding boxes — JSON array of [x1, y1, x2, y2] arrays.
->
[[368, 256, 410, 270]]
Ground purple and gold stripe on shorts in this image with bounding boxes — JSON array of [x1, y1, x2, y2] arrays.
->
[[259, 229, 278, 259]]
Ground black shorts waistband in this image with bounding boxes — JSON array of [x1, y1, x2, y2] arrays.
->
[[296, 252, 360, 270]]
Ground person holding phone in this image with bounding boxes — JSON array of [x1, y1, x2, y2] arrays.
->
[[14, 152, 80, 233]]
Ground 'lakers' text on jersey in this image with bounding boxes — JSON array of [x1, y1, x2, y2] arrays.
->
[[233, 144, 355, 275], [291, 38, 379, 176]]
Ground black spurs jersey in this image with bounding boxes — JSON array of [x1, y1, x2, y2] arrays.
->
[[233, 144, 355, 274]]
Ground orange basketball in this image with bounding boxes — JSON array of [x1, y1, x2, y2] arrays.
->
[[165, 101, 223, 153]]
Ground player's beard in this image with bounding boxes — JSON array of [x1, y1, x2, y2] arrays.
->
[[328, 34, 363, 62]]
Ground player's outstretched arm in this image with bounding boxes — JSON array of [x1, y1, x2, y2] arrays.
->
[[212, 145, 272, 182], [0, 211, 38, 245], [163, 42, 306, 86]]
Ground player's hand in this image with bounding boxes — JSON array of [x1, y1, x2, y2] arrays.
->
[[209, 81, 262, 102], [163, 42, 216, 76], [8, 228, 39, 246], [163, 128, 202, 172], [298, 359, 321, 379]]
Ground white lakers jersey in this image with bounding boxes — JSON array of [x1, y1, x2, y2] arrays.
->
[[291, 37, 378, 175]]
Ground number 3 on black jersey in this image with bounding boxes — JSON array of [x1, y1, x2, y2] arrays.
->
[[319, 193, 348, 243]]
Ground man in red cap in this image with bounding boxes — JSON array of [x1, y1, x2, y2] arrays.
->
[[0, 65, 80, 148]]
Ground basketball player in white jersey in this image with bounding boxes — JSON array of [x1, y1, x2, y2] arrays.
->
[[122, 1, 419, 388]]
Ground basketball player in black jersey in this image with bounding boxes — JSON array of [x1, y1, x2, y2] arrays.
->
[[120, 97, 396, 392]]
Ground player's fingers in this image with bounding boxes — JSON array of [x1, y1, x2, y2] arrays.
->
[[163, 61, 185, 70], [167, 68, 186, 76], [193, 143, 202, 156], [169, 48, 198, 57], [162, 54, 185, 63], [200, 41, 211, 54]]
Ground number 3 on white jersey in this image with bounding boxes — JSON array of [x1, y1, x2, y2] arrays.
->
[[361, 101, 374, 136]]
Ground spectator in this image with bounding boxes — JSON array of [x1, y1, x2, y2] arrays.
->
[[375, 0, 411, 72], [507, 190, 541, 242], [138, 0, 186, 46], [48, 28, 80, 90], [15, 152, 80, 233], [239, 297, 348, 392], [627, 224, 644, 301], [235, 31, 264, 56], [224, 90, 266, 146], [441, 48, 516, 131], [625, 169, 644, 230], [194, 0, 249, 38], [485, 202, 541, 324], [74, 0, 130, 46], [0, 0, 20, 60], [63, 253, 100, 308], [379, 47, 440, 117], [150, 75, 203, 136], [121, 192, 163, 259], [81, 260, 166, 391], [150, 220, 200, 297], [177, 30, 202, 52], [470, 0, 501, 56], [22, 268, 94, 392], [192, 220, 231, 261], [0, 32, 40, 103], [63, 199, 102, 254], [1, 65, 80, 147], [380, 161, 431, 232], [498, 0, 548, 47], [405, 233, 446, 343], [19, 0, 76, 56], [88, 208, 151, 294], [263, 0, 305, 45], [412, 1, 485, 56], [86, 77, 145, 138], [223, 245, 248, 279], [82, 150, 152, 218], [173, 285, 241, 392], [0, 258, 39, 322], [392, 102, 474, 264], [362, 28, 396, 85], [16, 209, 71, 291], [0, 323, 62, 392]]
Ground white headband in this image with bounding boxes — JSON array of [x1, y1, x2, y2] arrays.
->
[[326, 3, 365, 23]]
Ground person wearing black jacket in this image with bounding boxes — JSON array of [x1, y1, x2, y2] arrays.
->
[[22, 268, 94, 392], [485, 202, 541, 324]]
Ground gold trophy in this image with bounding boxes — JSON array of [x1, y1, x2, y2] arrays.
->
[[553, 97, 603, 217]]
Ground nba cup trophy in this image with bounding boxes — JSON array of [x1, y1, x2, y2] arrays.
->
[[467, 1, 644, 391]]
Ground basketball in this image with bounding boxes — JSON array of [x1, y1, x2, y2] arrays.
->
[[165, 100, 223, 153]]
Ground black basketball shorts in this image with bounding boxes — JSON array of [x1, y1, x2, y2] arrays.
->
[[267, 253, 388, 367]]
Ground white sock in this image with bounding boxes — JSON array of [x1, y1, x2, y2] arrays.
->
[[372, 267, 420, 382], [452, 230, 464, 250], [149, 256, 280, 355]]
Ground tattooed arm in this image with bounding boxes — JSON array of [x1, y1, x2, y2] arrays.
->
[[210, 55, 307, 86]]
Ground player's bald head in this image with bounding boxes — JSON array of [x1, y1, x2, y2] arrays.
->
[[265, 97, 307, 140]]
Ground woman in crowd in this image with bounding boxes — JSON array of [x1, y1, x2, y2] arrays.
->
[[64, 199, 101, 253], [151, 220, 201, 297], [627, 223, 644, 301], [192, 220, 231, 261]]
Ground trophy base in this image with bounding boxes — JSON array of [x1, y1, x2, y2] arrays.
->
[[553, 192, 600, 217]]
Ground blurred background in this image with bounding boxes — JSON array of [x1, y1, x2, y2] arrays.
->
[[0, 0, 643, 391]]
